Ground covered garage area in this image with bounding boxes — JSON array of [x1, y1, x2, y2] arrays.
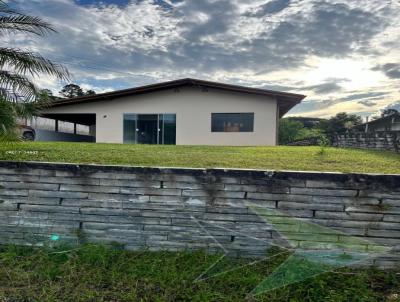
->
[[34, 113, 96, 142]]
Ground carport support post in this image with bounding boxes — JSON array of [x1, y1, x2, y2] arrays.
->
[[55, 120, 59, 132], [74, 123, 77, 134]]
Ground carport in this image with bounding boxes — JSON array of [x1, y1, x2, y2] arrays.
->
[[35, 113, 96, 142]]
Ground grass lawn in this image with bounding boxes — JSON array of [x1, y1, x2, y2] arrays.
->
[[0, 244, 399, 302], [0, 142, 399, 174]]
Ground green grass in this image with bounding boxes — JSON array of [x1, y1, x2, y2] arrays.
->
[[0, 142, 399, 174], [0, 244, 399, 302]]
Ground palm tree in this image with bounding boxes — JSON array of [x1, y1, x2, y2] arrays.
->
[[0, 0, 69, 139]]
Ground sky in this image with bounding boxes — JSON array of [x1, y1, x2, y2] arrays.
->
[[6, 0, 400, 118]]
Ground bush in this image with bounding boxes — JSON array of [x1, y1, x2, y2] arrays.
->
[[279, 119, 328, 145], [278, 119, 304, 145], [295, 128, 328, 143]]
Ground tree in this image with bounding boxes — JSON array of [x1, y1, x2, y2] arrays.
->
[[36, 89, 55, 102], [59, 84, 84, 98], [0, 1, 69, 139], [279, 118, 327, 145], [85, 90, 96, 96], [278, 119, 303, 145], [59, 84, 96, 98], [318, 112, 363, 140], [382, 108, 399, 117]]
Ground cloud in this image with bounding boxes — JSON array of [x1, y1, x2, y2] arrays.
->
[[304, 82, 343, 94], [340, 91, 388, 102], [384, 101, 400, 111], [372, 63, 400, 79], [5, 0, 400, 117], [288, 87, 395, 117], [208, 1, 389, 74], [250, 0, 291, 16], [13, 0, 389, 74], [287, 2, 384, 57], [358, 100, 378, 107], [263, 83, 299, 92]]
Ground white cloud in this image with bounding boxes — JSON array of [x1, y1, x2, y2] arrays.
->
[[79, 83, 114, 93], [4, 0, 400, 117]]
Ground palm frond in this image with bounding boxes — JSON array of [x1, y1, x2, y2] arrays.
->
[[0, 48, 70, 80], [0, 15, 55, 36], [0, 97, 17, 139], [13, 99, 44, 118], [0, 70, 38, 102], [0, 0, 55, 36], [0, 1, 68, 142]]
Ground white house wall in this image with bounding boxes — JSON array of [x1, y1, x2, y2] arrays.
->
[[42, 87, 278, 146]]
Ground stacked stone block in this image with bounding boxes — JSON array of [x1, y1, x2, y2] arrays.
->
[[334, 131, 400, 153], [0, 161, 399, 267]]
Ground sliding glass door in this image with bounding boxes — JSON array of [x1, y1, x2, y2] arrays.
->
[[123, 114, 176, 145], [123, 114, 137, 144], [159, 114, 176, 145], [136, 114, 158, 144]]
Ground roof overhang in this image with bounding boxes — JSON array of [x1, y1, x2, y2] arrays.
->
[[40, 113, 96, 126], [47, 78, 306, 117]]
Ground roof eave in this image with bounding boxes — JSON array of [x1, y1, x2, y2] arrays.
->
[[48, 78, 306, 110]]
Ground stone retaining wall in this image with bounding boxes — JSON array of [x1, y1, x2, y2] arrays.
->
[[0, 161, 399, 268], [333, 131, 400, 153]]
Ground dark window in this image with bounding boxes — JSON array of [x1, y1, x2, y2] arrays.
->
[[211, 113, 254, 132]]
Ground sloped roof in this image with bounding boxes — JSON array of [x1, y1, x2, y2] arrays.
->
[[354, 112, 400, 129], [49, 78, 306, 117]]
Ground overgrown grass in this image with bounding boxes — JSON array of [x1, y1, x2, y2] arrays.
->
[[0, 244, 399, 302], [0, 142, 399, 174]]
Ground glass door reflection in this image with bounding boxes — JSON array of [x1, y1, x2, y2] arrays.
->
[[123, 113, 176, 145]]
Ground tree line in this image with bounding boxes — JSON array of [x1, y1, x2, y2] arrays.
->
[[39, 84, 97, 102], [279, 109, 399, 145]]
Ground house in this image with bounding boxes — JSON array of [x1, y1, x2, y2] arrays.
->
[[353, 112, 400, 133], [40, 78, 305, 146]]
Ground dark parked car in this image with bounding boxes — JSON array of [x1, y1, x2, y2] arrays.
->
[[19, 125, 36, 141]]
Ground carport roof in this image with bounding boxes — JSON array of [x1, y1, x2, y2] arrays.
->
[[41, 113, 96, 126], [48, 78, 306, 117]]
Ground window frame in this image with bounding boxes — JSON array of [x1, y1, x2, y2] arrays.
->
[[123, 113, 176, 144], [211, 112, 254, 133]]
